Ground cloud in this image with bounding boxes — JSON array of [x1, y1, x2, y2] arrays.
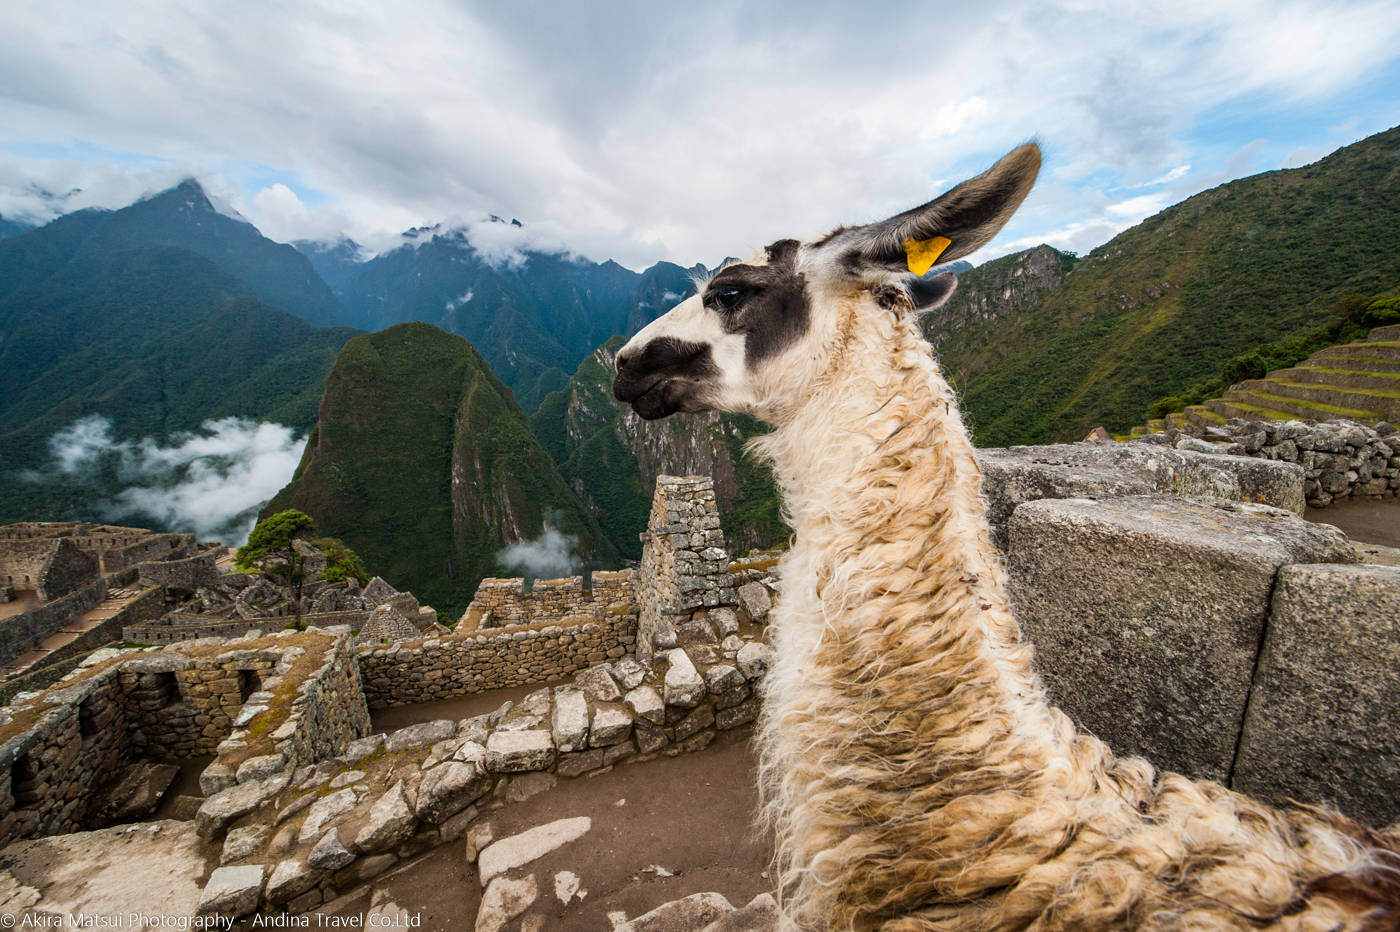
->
[[497, 526, 580, 581], [0, 1, 1398, 268], [42, 415, 305, 545]]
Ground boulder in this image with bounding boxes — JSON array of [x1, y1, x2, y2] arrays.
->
[[196, 775, 289, 839], [736, 583, 771, 622], [355, 781, 418, 854], [575, 665, 622, 702], [704, 664, 744, 695], [613, 657, 647, 690], [623, 892, 734, 932], [196, 865, 263, 918], [478, 817, 592, 886], [345, 733, 386, 764], [236, 754, 285, 784], [199, 761, 238, 797], [385, 719, 456, 753], [1233, 563, 1400, 827], [265, 858, 322, 906], [220, 824, 270, 865], [625, 685, 665, 725], [717, 698, 761, 731], [712, 607, 740, 638], [589, 705, 635, 747], [1008, 495, 1354, 782], [736, 643, 774, 682], [485, 730, 555, 773], [674, 704, 714, 742], [415, 761, 491, 824], [551, 687, 590, 753], [476, 874, 538, 932], [296, 788, 358, 844], [664, 649, 707, 708], [308, 827, 356, 870], [557, 749, 606, 778]]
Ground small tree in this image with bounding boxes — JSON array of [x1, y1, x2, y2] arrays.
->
[[237, 510, 318, 614], [310, 537, 369, 585]]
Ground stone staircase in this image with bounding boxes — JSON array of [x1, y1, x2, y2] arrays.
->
[[1173, 324, 1400, 432]]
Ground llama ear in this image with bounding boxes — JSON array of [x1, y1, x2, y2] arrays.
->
[[908, 271, 958, 312], [841, 142, 1041, 275]]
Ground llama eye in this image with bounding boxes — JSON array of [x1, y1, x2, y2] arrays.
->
[[709, 288, 743, 312]]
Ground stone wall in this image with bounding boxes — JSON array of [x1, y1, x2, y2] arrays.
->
[[0, 538, 100, 601], [0, 580, 107, 665], [137, 549, 222, 592], [357, 612, 638, 708], [468, 570, 636, 629], [124, 610, 371, 645], [21, 586, 167, 677], [635, 476, 737, 662], [1134, 419, 1398, 508]]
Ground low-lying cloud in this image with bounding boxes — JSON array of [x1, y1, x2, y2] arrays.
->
[[42, 415, 305, 545], [498, 526, 580, 582]]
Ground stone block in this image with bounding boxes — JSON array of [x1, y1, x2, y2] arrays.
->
[[735, 583, 771, 622], [297, 788, 358, 844], [674, 704, 714, 741], [415, 761, 490, 824], [717, 698, 761, 731], [196, 774, 289, 839], [736, 642, 774, 682], [345, 733, 385, 764], [589, 705, 634, 747], [1008, 495, 1354, 782], [236, 753, 285, 784], [197, 864, 263, 918], [551, 688, 590, 753], [384, 719, 456, 753], [265, 857, 322, 906], [626, 892, 734, 932], [477, 817, 592, 886], [354, 780, 418, 854], [485, 730, 556, 772], [1233, 564, 1400, 827], [575, 665, 622, 702], [664, 649, 706, 708], [557, 749, 606, 778], [624, 685, 665, 725], [705, 664, 744, 694], [85, 762, 180, 828], [220, 824, 271, 865], [308, 827, 356, 870]]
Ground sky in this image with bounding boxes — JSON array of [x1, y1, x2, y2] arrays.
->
[[2, 0, 1400, 271]]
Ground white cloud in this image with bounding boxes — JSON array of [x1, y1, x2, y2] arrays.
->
[[0, 1, 1397, 267], [498, 526, 580, 581], [43, 415, 305, 545]]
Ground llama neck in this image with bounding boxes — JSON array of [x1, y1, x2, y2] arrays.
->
[[756, 309, 1110, 928]]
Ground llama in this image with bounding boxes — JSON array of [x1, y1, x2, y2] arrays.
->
[[613, 144, 1400, 932]]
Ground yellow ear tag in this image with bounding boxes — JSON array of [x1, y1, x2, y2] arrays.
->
[[903, 236, 952, 276]]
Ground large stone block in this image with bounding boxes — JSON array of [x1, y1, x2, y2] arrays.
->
[[485, 730, 556, 773], [1008, 495, 1353, 782], [1232, 564, 1400, 827]]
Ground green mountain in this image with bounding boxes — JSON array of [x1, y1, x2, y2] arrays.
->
[[264, 322, 621, 615], [0, 211, 363, 525], [927, 125, 1400, 445], [297, 229, 703, 413], [531, 338, 787, 560], [0, 214, 32, 240]]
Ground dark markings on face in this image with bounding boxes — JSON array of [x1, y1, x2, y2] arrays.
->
[[702, 238, 810, 369], [612, 336, 720, 420]]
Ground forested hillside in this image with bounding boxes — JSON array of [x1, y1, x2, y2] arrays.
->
[[928, 125, 1400, 444], [265, 322, 620, 614]]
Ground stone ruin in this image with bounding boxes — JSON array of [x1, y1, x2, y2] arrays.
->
[[465, 570, 633, 629]]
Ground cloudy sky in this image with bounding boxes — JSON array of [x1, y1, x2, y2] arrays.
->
[[2, 0, 1399, 269]]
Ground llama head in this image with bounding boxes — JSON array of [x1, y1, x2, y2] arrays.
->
[[613, 143, 1040, 422]]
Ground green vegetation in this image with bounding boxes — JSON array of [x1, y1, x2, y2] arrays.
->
[[310, 536, 369, 584], [237, 509, 318, 604], [927, 125, 1400, 445], [264, 322, 620, 615]]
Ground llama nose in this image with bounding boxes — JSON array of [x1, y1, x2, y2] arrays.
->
[[615, 351, 631, 372]]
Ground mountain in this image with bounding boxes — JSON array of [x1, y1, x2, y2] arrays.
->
[[531, 337, 787, 560], [264, 322, 621, 615], [0, 216, 363, 524], [0, 215, 33, 240], [927, 125, 1400, 445], [295, 228, 703, 413]]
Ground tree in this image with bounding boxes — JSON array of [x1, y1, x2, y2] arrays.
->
[[309, 537, 369, 585], [237, 510, 318, 614]]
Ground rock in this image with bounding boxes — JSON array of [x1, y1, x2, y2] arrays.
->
[[196, 865, 263, 918], [476, 874, 538, 932], [712, 607, 740, 638], [1232, 563, 1400, 827], [328, 770, 366, 789], [735, 583, 771, 622], [338, 853, 397, 885], [438, 805, 479, 844], [199, 761, 238, 797], [308, 827, 356, 870], [717, 698, 761, 731], [505, 772, 557, 803], [704, 664, 744, 694], [551, 687, 590, 753], [477, 817, 592, 886], [521, 687, 552, 716], [703, 892, 779, 932], [85, 762, 180, 828], [415, 762, 491, 824], [576, 664, 623, 702], [275, 792, 316, 825], [634, 720, 668, 754], [297, 788, 359, 844], [355, 780, 418, 854], [675, 704, 715, 741], [664, 649, 707, 708], [458, 717, 491, 745], [454, 741, 488, 765], [345, 733, 386, 765], [604, 740, 636, 766], [590, 705, 635, 746], [1008, 495, 1354, 782], [385, 720, 457, 753], [265, 858, 322, 906], [557, 749, 606, 778], [485, 730, 556, 773], [714, 684, 750, 710], [625, 685, 665, 724], [613, 657, 647, 690], [220, 824, 270, 865], [736, 643, 774, 682], [623, 891, 734, 932], [196, 774, 289, 839], [464, 823, 494, 864]]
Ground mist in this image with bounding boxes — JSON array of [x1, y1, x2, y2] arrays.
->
[[498, 526, 580, 581], [44, 414, 306, 545]]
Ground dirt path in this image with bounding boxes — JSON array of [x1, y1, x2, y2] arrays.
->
[[1305, 497, 1400, 548], [320, 729, 775, 931]]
